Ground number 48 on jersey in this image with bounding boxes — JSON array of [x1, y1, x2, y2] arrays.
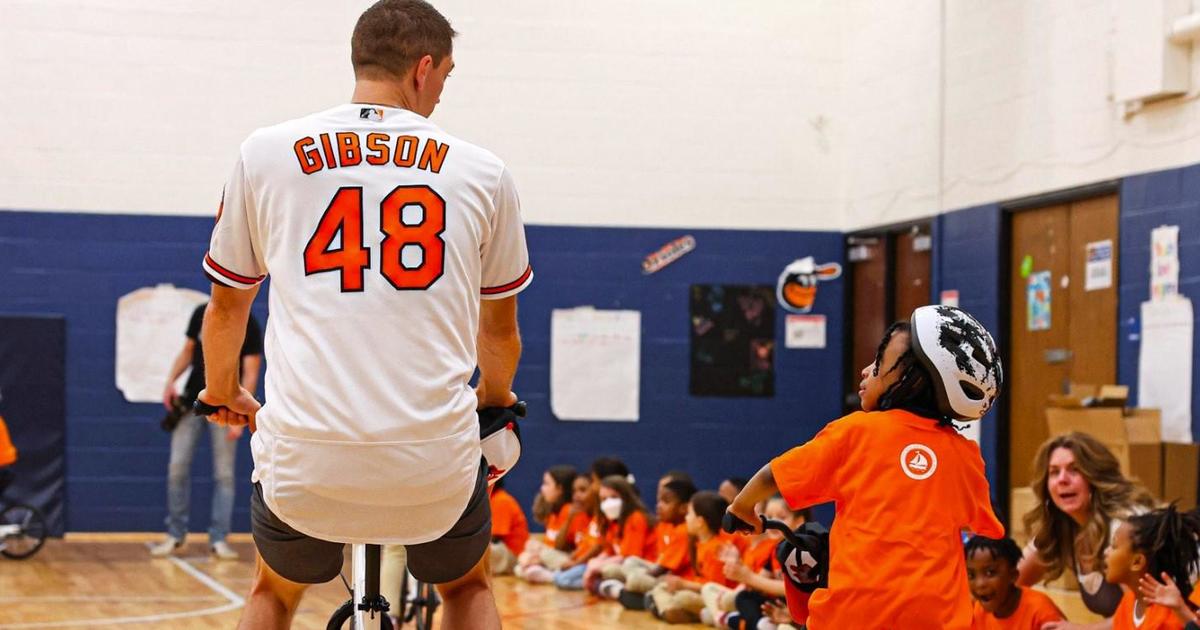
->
[[303, 185, 446, 292]]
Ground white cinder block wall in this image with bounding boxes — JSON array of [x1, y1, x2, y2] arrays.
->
[[4, 1, 1200, 232], [0, 0, 845, 231]]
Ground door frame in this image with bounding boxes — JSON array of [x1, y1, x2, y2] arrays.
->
[[996, 179, 1119, 520]]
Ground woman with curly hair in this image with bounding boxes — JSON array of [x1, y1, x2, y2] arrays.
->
[[1018, 431, 1157, 619]]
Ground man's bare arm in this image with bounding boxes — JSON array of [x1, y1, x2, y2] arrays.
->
[[476, 296, 521, 409], [199, 284, 261, 428]]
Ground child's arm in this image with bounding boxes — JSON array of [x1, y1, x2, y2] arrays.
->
[[1016, 543, 1047, 587], [552, 507, 576, 551], [1140, 572, 1199, 624], [660, 574, 704, 593], [1040, 621, 1112, 630], [728, 464, 778, 535], [723, 561, 786, 597]]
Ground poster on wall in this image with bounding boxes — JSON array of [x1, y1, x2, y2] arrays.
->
[[1151, 225, 1180, 301], [550, 307, 640, 421], [1138, 297, 1194, 443], [1085, 240, 1114, 291], [115, 284, 208, 402], [785, 315, 826, 349], [775, 257, 841, 314], [690, 285, 775, 397], [1026, 271, 1052, 331]]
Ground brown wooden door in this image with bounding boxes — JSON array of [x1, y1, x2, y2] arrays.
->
[[848, 238, 888, 404], [894, 229, 933, 320], [1008, 196, 1118, 490]]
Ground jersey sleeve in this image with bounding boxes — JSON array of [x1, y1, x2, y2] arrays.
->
[[480, 166, 532, 299], [770, 417, 853, 509], [203, 156, 267, 290]]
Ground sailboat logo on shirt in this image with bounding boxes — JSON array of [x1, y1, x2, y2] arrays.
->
[[900, 444, 939, 480]]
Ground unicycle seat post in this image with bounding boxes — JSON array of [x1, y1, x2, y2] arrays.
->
[[351, 543, 389, 629]]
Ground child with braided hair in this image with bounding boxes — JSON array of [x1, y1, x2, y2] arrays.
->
[[1058, 505, 1200, 630], [727, 306, 1005, 629]]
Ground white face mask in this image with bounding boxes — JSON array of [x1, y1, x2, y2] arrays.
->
[[600, 497, 623, 520]]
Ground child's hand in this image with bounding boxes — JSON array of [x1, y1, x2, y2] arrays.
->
[[1140, 572, 1197, 623], [661, 575, 683, 593], [723, 560, 750, 583], [762, 600, 793, 624]]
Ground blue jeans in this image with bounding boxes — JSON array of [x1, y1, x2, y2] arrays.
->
[[553, 563, 586, 590], [165, 411, 237, 543]]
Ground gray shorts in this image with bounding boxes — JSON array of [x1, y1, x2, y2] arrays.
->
[[250, 458, 492, 585]]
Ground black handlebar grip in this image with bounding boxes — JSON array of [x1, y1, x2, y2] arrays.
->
[[722, 512, 757, 534], [512, 400, 527, 418], [192, 399, 224, 416]]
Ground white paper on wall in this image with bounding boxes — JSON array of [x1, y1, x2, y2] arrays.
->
[[116, 284, 208, 403], [550, 307, 640, 421], [1085, 239, 1113, 291], [1138, 297, 1194, 443], [785, 315, 826, 349], [1151, 225, 1180, 301]]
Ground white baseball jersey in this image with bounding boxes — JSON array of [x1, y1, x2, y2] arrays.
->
[[204, 104, 532, 544]]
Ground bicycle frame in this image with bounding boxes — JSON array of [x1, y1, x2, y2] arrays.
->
[[352, 544, 387, 630]]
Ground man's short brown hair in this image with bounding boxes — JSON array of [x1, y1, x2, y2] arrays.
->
[[351, 0, 456, 80]]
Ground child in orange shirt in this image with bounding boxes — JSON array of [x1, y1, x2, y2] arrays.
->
[[551, 457, 630, 589], [1092, 506, 1200, 630], [583, 475, 652, 593], [487, 477, 529, 575], [650, 491, 745, 624], [608, 477, 698, 605], [0, 415, 17, 495], [728, 306, 1005, 630], [517, 465, 581, 576], [713, 498, 812, 629], [521, 472, 593, 583], [965, 535, 1064, 629]]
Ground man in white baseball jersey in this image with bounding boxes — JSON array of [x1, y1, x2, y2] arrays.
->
[[196, 1, 529, 627]]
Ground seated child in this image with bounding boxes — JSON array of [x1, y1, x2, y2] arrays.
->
[[487, 477, 529, 575], [727, 307, 1005, 629], [650, 491, 746, 625], [517, 466, 578, 570], [520, 472, 593, 583], [712, 498, 811, 629], [551, 457, 631, 589], [1094, 506, 1200, 630], [581, 475, 652, 592], [604, 477, 698, 603], [718, 477, 747, 504], [965, 535, 1064, 629], [0, 413, 16, 494]]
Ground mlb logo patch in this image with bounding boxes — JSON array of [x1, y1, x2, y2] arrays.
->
[[359, 107, 384, 121]]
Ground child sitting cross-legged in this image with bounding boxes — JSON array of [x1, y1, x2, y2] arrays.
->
[[965, 535, 1064, 629], [520, 473, 594, 584], [602, 477, 698, 605], [649, 491, 747, 625], [516, 465, 590, 581], [580, 475, 653, 593]]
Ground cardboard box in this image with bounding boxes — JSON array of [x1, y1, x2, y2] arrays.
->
[[1044, 384, 1199, 509], [1009, 487, 1037, 547]]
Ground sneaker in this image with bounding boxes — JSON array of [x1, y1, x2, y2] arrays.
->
[[598, 579, 623, 600], [618, 588, 648, 611], [149, 535, 184, 557], [210, 540, 239, 561], [522, 565, 554, 584], [700, 608, 714, 626]]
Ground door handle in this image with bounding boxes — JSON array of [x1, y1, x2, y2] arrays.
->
[[1044, 348, 1073, 364]]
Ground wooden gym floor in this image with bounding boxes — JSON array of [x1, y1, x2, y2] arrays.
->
[[1, 535, 1099, 629]]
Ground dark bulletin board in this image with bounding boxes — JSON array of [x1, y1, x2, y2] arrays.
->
[[689, 285, 775, 397]]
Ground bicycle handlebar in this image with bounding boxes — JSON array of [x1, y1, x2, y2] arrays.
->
[[194, 398, 528, 419], [722, 512, 806, 549]]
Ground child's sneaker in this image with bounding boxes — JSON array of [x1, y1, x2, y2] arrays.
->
[[210, 540, 239, 561], [618, 588, 648, 610], [700, 608, 715, 626], [522, 565, 554, 583], [598, 579, 623, 600], [149, 535, 184, 557]]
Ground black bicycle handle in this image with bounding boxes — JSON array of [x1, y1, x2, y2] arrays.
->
[[722, 512, 806, 549], [192, 399, 224, 416]]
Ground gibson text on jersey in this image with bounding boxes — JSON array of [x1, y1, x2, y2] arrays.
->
[[294, 132, 449, 175]]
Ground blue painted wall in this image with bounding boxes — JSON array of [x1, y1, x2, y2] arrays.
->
[[0, 211, 845, 532], [933, 204, 1005, 499], [1118, 163, 1200, 440]]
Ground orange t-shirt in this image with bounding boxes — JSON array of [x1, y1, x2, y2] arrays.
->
[[544, 503, 569, 544], [969, 587, 1064, 630], [743, 536, 778, 573], [1111, 590, 1184, 630], [693, 532, 744, 588], [771, 410, 1003, 630], [489, 488, 529, 555], [572, 517, 603, 561], [0, 416, 16, 467], [603, 510, 651, 558], [654, 522, 690, 573]]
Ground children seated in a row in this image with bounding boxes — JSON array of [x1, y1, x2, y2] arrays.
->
[[599, 474, 697, 602]]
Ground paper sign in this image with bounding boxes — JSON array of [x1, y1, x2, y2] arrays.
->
[[551, 308, 640, 421], [940, 290, 960, 307], [115, 284, 208, 402], [1085, 240, 1113, 291], [785, 315, 826, 349], [1138, 297, 1193, 443], [1027, 271, 1052, 331], [1151, 226, 1180, 301]]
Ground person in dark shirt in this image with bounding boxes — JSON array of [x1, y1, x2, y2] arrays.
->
[[152, 303, 262, 560]]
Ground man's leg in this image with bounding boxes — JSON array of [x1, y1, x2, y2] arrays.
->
[[435, 551, 500, 630], [237, 551, 309, 630], [163, 413, 202, 541], [207, 422, 236, 545]]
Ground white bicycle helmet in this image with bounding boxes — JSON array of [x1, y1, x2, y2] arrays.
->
[[909, 305, 1002, 421]]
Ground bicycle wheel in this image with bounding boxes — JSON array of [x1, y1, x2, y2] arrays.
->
[[0, 503, 47, 560], [325, 599, 394, 630], [413, 580, 439, 630]]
